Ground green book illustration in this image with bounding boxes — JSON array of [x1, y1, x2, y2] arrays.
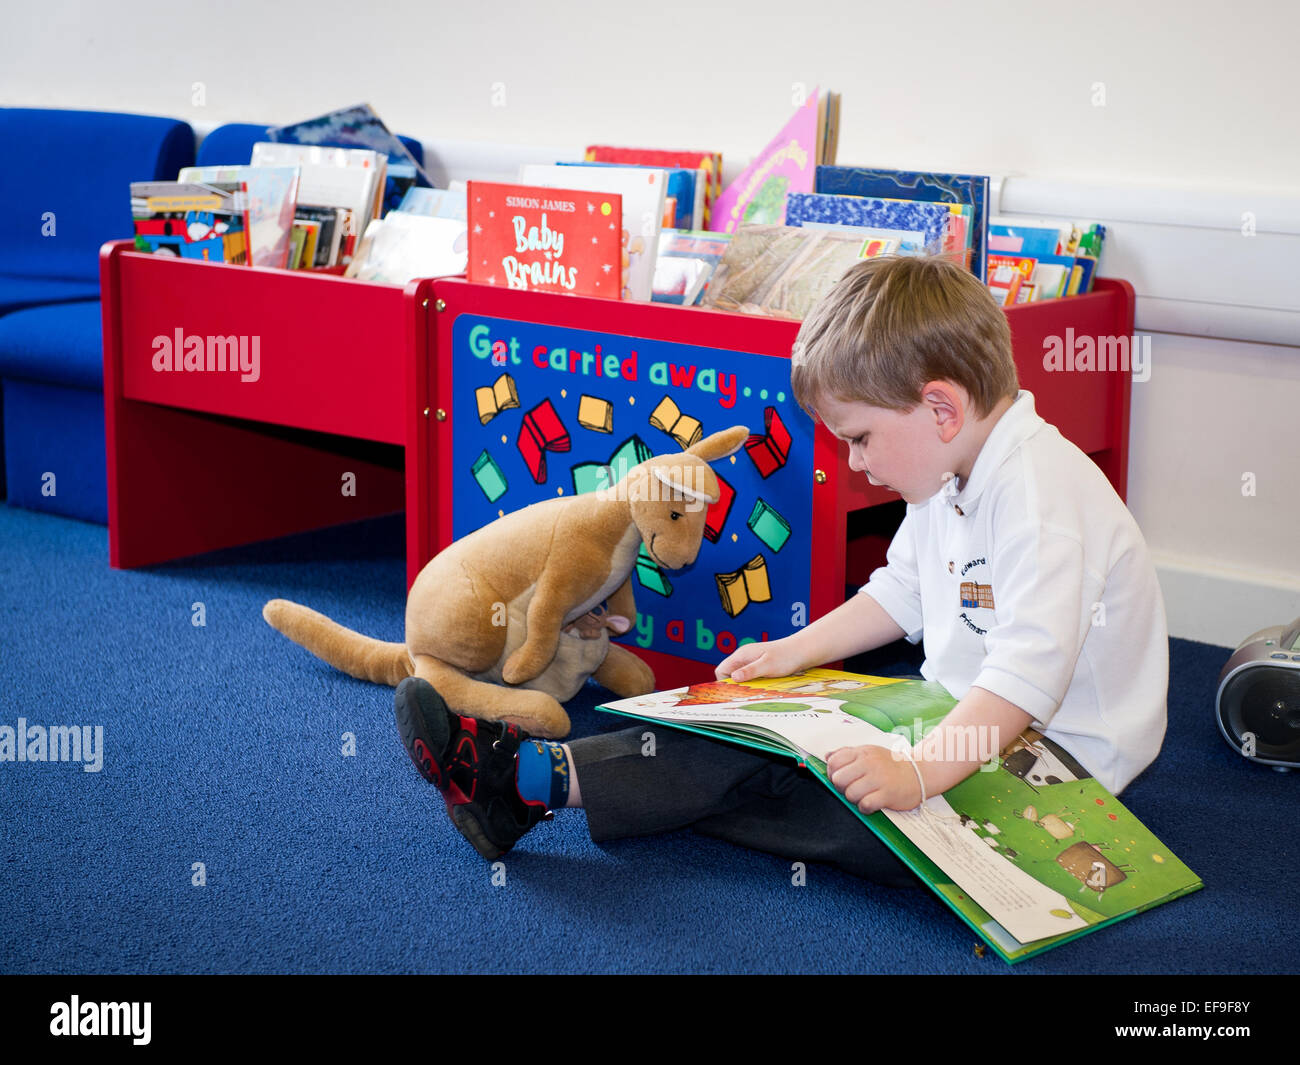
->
[[747, 497, 792, 552], [634, 543, 672, 597], [743, 175, 790, 225], [570, 462, 613, 496], [597, 668, 1201, 964], [471, 450, 508, 503], [572, 429, 661, 497], [607, 435, 654, 483]]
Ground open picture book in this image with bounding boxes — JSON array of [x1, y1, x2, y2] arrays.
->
[[596, 668, 1201, 964]]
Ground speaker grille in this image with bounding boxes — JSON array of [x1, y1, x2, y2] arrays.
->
[[1221, 668, 1300, 760]]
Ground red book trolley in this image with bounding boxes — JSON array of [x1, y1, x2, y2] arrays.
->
[[101, 240, 1133, 689]]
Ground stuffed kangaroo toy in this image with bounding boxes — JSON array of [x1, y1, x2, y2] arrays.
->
[[263, 425, 749, 738]]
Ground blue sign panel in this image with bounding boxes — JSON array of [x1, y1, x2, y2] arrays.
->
[[451, 313, 814, 666]]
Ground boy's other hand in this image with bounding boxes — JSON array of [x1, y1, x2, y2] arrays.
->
[[826, 744, 923, 814], [715, 635, 806, 682]]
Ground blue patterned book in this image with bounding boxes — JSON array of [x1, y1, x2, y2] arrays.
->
[[815, 167, 990, 282], [784, 193, 951, 255]]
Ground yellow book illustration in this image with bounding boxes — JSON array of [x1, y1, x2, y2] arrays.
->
[[577, 394, 614, 433], [297, 222, 319, 271], [475, 373, 520, 425], [715, 554, 772, 617], [1066, 263, 1085, 297], [649, 395, 703, 449]]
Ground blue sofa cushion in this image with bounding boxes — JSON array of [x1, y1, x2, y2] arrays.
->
[[0, 275, 102, 315], [0, 108, 194, 285], [0, 300, 105, 391], [2, 377, 107, 524]]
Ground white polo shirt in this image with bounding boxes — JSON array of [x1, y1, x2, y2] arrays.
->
[[861, 389, 1168, 794]]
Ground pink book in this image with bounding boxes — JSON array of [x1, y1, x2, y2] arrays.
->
[[710, 91, 824, 235]]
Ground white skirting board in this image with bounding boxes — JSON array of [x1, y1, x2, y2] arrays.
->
[[1154, 552, 1300, 652]]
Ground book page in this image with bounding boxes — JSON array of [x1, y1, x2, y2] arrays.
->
[[601, 693, 904, 762], [599, 669, 1201, 959], [884, 796, 1089, 944]]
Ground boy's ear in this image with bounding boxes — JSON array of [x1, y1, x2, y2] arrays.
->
[[686, 426, 749, 464]]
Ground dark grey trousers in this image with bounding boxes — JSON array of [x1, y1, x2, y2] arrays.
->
[[568, 725, 919, 888]]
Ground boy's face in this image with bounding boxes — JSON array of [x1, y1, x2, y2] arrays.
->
[[816, 391, 957, 504]]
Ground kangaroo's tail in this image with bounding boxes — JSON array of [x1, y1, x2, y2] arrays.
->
[[262, 599, 413, 687]]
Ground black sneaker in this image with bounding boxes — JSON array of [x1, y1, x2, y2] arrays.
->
[[393, 677, 553, 860]]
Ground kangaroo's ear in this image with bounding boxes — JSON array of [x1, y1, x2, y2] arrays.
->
[[686, 426, 750, 464], [651, 461, 719, 505]]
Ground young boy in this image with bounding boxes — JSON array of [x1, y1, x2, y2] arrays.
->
[[393, 254, 1169, 886]]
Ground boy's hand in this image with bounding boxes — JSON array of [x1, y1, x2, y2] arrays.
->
[[826, 744, 924, 814], [716, 635, 807, 682]]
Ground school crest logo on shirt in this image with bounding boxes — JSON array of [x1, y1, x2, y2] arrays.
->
[[960, 581, 995, 610], [957, 559, 994, 635]]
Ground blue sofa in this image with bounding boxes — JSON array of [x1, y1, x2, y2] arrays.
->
[[0, 114, 425, 525], [0, 108, 195, 521]]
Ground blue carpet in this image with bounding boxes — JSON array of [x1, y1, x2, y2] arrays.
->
[[1, 502, 1296, 975]]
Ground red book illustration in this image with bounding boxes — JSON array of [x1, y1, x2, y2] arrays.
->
[[703, 473, 735, 543], [744, 406, 791, 479], [467, 180, 622, 299], [674, 680, 793, 707], [517, 398, 572, 483]]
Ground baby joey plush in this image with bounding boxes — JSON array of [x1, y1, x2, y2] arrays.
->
[[264, 425, 749, 737]]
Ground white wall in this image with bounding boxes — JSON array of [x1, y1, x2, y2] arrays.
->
[[4, 0, 1298, 647], [1, 0, 1297, 193], [1129, 332, 1300, 647]]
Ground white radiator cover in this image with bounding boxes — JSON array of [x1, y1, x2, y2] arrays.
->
[[995, 175, 1300, 349]]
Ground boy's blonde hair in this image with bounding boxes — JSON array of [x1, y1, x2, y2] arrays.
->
[[789, 255, 1019, 420]]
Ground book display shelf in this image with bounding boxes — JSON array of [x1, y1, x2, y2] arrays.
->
[[100, 240, 410, 569], [101, 241, 1134, 688]]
